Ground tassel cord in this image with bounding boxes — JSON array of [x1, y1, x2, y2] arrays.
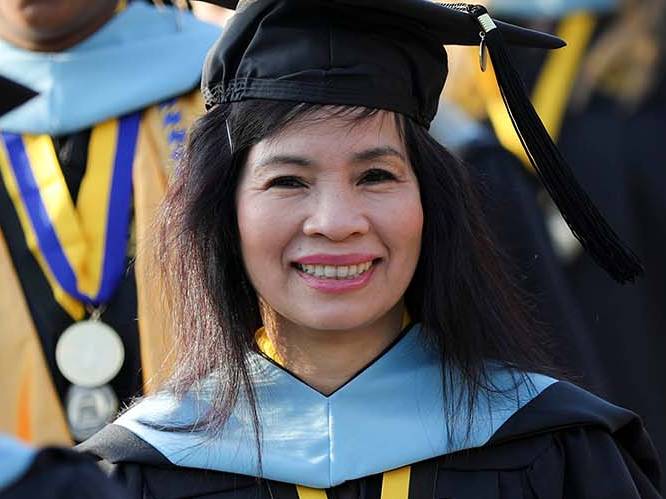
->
[[468, 6, 643, 283]]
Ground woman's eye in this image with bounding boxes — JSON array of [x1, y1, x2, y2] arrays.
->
[[359, 168, 397, 184], [267, 176, 307, 189]]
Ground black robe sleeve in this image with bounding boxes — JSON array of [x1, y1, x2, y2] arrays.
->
[[527, 427, 660, 498], [432, 425, 660, 498]]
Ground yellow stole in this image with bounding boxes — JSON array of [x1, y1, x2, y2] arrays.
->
[[295, 467, 412, 499], [0, 91, 204, 445], [257, 312, 417, 498]]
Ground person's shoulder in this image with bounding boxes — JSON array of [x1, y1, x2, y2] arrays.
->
[[491, 380, 640, 443], [78, 424, 256, 499], [78, 422, 170, 468], [433, 381, 662, 497]]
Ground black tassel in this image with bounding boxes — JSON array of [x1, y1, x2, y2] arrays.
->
[[468, 5, 643, 284]]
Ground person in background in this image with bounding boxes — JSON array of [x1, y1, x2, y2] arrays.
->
[[0, 78, 126, 499], [438, 0, 666, 469], [0, 0, 219, 445]]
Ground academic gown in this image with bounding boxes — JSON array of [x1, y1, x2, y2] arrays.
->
[[80, 325, 662, 499], [0, 2, 219, 444]]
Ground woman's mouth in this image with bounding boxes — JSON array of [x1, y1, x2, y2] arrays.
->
[[292, 257, 380, 293], [294, 261, 374, 280]]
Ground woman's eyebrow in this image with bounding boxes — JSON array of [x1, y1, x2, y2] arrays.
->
[[256, 147, 405, 169], [352, 146, 406, 163], [257, 154, 314, 168]]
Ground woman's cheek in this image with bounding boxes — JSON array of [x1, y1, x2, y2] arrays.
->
[[239, 196, 299, 275], [381, 192, 423, 247]]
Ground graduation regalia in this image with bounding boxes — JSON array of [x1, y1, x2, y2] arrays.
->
[[0, 2, 219, 445], [80, 0, 659, 496], [80, 324, 661, 498]]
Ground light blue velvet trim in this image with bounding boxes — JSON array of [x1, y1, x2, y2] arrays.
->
[[116, 325, 557, 488], [0, 435, 36, 492], [0, 2, 220, 135], [491, 0, 618, 19]]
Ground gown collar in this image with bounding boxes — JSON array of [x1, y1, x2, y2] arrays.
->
[[115, 324, 557, 488]]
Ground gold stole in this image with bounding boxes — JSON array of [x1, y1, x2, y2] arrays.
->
[[0, 91, 204, 445], [296, 467, 412, 499], [257, 312, 419, 499]]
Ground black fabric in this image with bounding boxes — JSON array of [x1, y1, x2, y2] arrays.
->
[[0, 76, 37, 118], [82, 382, 662, 498], [558, 89, 666, 467], [466, 141, 605, 392], [201, 0, 563, 126], [490, 381, 650, 447], [407, 459, 438, 499], [460, 54, 666, 471], [0, 447, 126, 499], [0, 132, 143, 438], [267, 480, 300, 499], [52, 130, 91, 201], [438, 427, 661, 498], [77, 424, 170, 467]]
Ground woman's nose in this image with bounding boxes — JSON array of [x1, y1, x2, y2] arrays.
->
[[302, 188, 370, 241]]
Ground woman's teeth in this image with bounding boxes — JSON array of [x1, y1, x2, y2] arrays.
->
[[296, 261, 373, 279]]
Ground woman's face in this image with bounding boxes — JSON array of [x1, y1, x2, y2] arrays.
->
[[236, 110, 423, 332]]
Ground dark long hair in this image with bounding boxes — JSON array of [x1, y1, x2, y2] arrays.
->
[[152, 99, 553, 445]]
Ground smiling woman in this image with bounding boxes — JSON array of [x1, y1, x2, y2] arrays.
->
[[79, 0, 660, 497], [237, 109, 423, 391]]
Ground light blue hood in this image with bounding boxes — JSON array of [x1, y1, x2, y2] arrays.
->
[[491, 0, 618, 19], [116, 325, 557, 488], [0, 2, 220, 135]]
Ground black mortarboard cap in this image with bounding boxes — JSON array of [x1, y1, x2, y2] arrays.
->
[[198, 0, 643, 284], [0, 75, 37, 118]]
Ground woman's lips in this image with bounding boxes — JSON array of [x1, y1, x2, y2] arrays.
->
[[293, 257, 379, 293]]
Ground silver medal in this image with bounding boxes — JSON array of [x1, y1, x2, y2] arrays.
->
[[55, 317, 125, 387], [66, 384, 118, 442]]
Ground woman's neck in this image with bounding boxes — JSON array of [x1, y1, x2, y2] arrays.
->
[[264, 305, 405, 395]]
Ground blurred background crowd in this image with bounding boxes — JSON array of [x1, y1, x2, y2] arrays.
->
[[0, 0, 664, 490]]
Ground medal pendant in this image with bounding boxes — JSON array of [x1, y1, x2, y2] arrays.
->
[[66, 384, 118, 442], [56, 314, 125, 388]]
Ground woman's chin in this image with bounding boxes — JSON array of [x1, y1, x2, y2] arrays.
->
[[287, 307, 385, 333]]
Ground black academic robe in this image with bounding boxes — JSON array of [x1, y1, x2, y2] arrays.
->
[[80, 381, 662, 499], [0, 446, 125, 499]]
